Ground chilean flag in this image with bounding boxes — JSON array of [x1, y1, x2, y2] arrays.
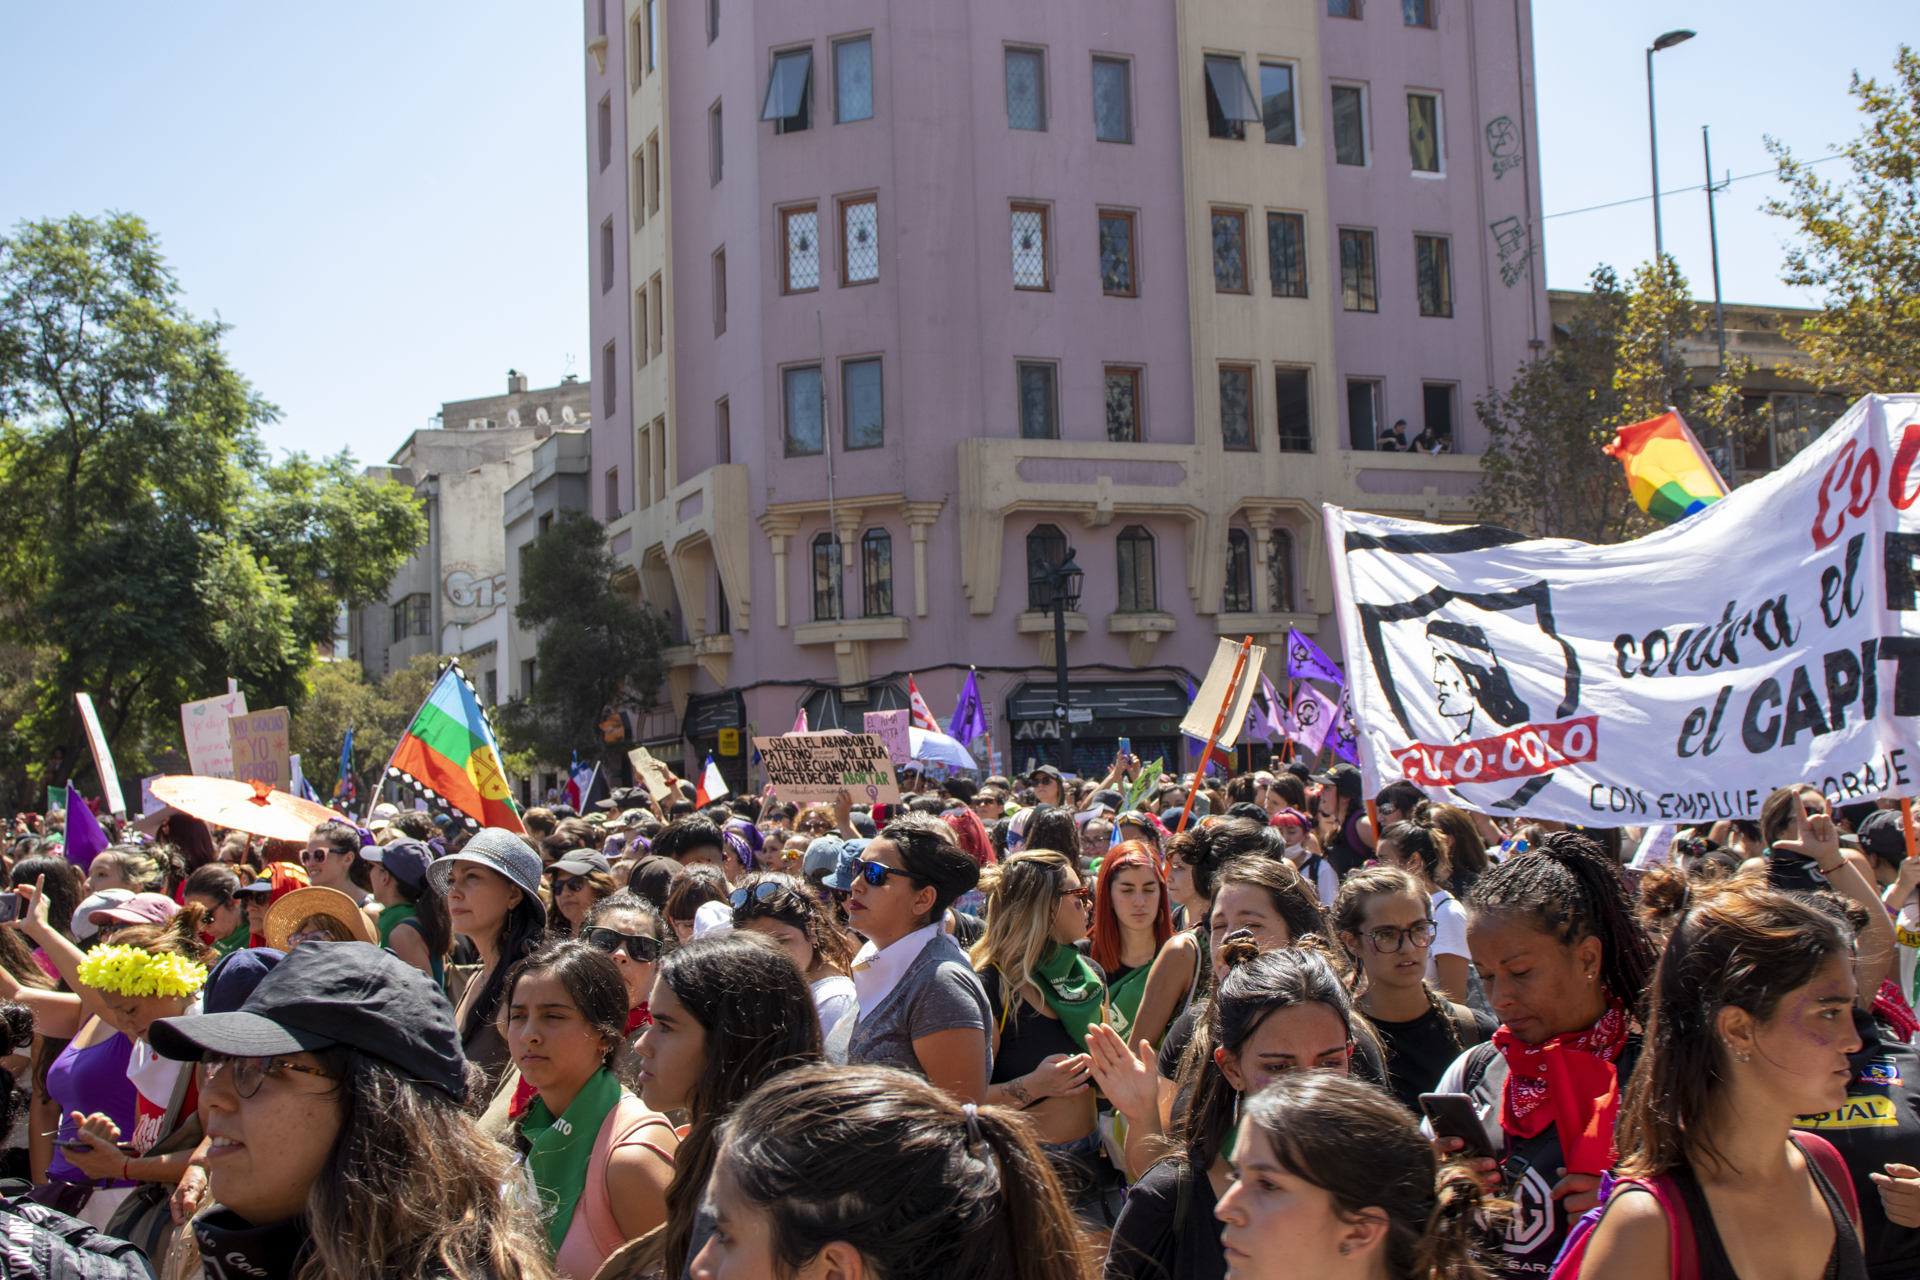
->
[[694, 753, 729, 806], [906, 674, 940, 731]]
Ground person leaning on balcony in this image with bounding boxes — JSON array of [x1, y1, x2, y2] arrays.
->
[[1378, 418, 1410, 451]]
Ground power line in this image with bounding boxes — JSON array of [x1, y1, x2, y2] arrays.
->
[[1543, 153, 1845, 221]]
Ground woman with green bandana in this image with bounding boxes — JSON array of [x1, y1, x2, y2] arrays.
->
[[504, 940, 678, 1279], [970, 849, 1117, 1231]]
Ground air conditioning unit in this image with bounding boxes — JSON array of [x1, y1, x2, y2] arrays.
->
[[468, 418, 496, 430]]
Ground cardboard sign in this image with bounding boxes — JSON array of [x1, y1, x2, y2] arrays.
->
[[1180, 638, 1268, 749], [140, 775, 163, 816], [181, 691, 248, 779], [863, 710, 911, 765], [752, 733, 902, 805], [227, 707, 291, 791], [627, 747, 676, 801]]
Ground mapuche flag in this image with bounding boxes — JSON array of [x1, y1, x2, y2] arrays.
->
[[386, 665, 523, 832]]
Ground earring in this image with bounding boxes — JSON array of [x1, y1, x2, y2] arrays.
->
[[1585, 972, 1596, 981], [1340, 1243, 1352, 1256]]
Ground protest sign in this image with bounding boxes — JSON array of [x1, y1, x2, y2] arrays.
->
[[1180, 638, 1268, 748], [863, 710, 911, 765], [752, 733, 901, 805], [140, 775, 163, 816], [181, 691, 248, 779], [1324, 394, 1920, 825], [74, 693, 126, 816], [626, 746, 677, 801], [227, 707, 291, 791]]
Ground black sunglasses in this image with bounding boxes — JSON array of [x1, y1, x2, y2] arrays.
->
[[856, 859, 917, 888], [551, 875, 589, 894], [584, 927, 663, 962], [729, 882, 792, 910]]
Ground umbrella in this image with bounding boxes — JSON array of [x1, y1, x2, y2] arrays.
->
[[148, 776, 349, 843], [908, 729, 977, 771]]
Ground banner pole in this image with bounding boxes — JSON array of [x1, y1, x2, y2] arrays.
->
[[1904, 797, 1918, 862], [1175, 637, 1254, 836]]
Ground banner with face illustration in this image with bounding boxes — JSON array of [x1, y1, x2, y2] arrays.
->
[[1324, 394, 1920, 824]]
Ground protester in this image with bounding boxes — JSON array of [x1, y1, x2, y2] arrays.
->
[[1130, 818, 1268, 1049], [546, 851, 617, 938], [1088, 841, 1173, 1038], [1375, 817, 1472, 1004], [430, 829, 550, 1098], [728, 873, 859, 1051], [354, 835, 450, 983], [1029, 766, 1067, 809], [239, 862, 310, 948], [301, 820, 374, 909], [181, 865, 250, 956], [263, 886, 378, 949], [88, 847, 168, 897], [665, 866, 729, 944], [1310, 764, 1370, 875], [654, 817, 729, 873]]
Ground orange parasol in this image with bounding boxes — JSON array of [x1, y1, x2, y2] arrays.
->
[[147, 776, 349, 843]]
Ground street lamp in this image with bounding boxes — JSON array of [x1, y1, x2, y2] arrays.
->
[[1030, 548, 1084, 776], [1646, 29, 1695, 268]]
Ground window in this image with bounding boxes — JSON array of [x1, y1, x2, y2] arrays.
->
[[842, 196, 879, 284], [712, 248, 727, 336], [1220, 365, 1254, 450], [1275, 368, 1312, 452], [783, 365, 823, 456], [1018, 362, 1058, 439], [1328, 0, 1357, 13], [600, 218, 615, 293], [710, 101, 724, 184], [597, 95, 612, 170], [762, 48, 813, 133], [783, 207, 820, 292], [390, 593, 429, 642], [1332, 85, 1366, 165], [1099, 211, 1136, 296], [835, 37, 873, 122], [1011, 204, 1049, 290], [843, 358, 883, 449], [1347, 379, 1380, 450], [637, 423, 652, 507], [1092, 57, 1132, 142], [635, 288, 648, 367], [717, 575, 731, 634], [647, 0, 659, 69], [861, 529, 893, 617], [606, 467, 621, 518], [1259, 63, 1296, 145], [632, 149, 646, 227], [716, 398, 730, 464], [811, 533, 843, 621], [650, 415, 667, 500], [1026, 525, 1068, 609], [1423, 383, 1456, 450], [649, 274, 663, 355], [707, 0, 718, 43], [1224, 530, 1253, 613], [1006, 48, 1045, 131], [1270, 529, 1296, 611], [484, 669, 498, 707], [1404, 0, 1433, 27], [1105, 367, 1141, 442], [1203, 55, 1260, 139], [646, 134, 660, 214], [1415, 235, 1453, 317], [1116, 526, 1157, 612], [602, 342, 617, 415], [1267, 212, 1305, 297], [521, 659, 537, 698], [1408, 93, 1440, 172], [1211, 209, 1248, 292], [1339, 229, 1377, 312], [631, 13, 645, 88]]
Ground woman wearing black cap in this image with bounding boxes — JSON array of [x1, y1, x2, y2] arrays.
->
[[429, 829, 550, 1099], [147, 942, 554, 1280], [353, 836, 451, 984]]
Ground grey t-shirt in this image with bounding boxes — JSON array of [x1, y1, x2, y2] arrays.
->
[[847, 931, 993, 1080]]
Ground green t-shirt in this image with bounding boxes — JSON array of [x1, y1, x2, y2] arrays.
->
[[376, 901, 416, 947]]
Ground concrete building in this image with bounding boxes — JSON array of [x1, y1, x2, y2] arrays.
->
[[502, 426, 594, 716], [581, 0, 1544, 784]]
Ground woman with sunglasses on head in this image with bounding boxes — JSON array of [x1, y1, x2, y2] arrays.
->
[[546, 851, 618, 938], [428, 829, 552, 1101], [1090, 841, 1174, 1040], [729, 873, 859, 1049], [504, 941, 677, 1279], [1374, 816, 1472, 1006], [845, 815, 993, 1103], [1333, 866, 1491, 1109]]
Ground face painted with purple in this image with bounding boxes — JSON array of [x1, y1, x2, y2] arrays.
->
[[1719, 951, 1862, 1118]]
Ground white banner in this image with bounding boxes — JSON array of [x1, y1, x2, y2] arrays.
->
[[1324, 394, 1920, 825]]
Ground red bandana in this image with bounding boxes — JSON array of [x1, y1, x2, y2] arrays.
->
[[1492, 998, 1629, 1176]]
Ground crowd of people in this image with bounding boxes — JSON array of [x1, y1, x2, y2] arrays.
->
[[0, 752, 1914, 1280]]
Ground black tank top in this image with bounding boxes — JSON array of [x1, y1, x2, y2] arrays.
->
[[1662, 1137, 1867, 1280]]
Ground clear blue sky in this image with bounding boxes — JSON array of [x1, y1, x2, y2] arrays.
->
[[1, 3, 1907, 464]]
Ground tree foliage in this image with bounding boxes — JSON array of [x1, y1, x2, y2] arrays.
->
[[1766, 46, 1920, 395], [290, 653, 449, 805], [496, 510, 671, 771]]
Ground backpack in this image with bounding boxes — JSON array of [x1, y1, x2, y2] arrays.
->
[[0, 1197, 157, 1280]]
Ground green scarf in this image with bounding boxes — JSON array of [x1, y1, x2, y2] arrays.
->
[[1106, 963, 1153, 1040], [1033, 943, 1107, 1048], [521, 1067, 624, 1251]]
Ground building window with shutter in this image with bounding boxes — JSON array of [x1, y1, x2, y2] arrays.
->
[[1260, 63, 1296, 144], [841, 196, 878, 284], [1275, 368, 1313, 453], [1268, 212, 1306, 297], [603, 342, 617, 415], [835, 37, 873, 121], [1340, 229, 1378, 312], [1203, 55, 1260, 140], [1332, 84, 1367, 164], [715, 398, 730, 464], [861, 528, 893, 617], [600, 219, 615, 293], [1099, 211, 1136, 297], [1415, 235, 1453, 317], [606, 468, 620, 518], [762, 48, 812, 132], [1212, 209, 1248, 293], [712, 248, 726, 335], [1224, 530, 1253, 613], [1220, 364, 1254, 450], [843, 358, 883, 449], [1026, 525, 1067, 609], [1017, 362, 1058, 439], [1270, 528, 1296, 612], [783, 207, 820, 292], [1105, 367, 1141, 442], [1011, 205, 1049, 290], [1408, 93, 1441, 173], [634, 288, 649, 367], [597, 95, 612, 170], [812, 532, 842, 621], [1116, 525, 1157, 612], [1092, 57, 1131, 142], [710, 101, 724, 184]]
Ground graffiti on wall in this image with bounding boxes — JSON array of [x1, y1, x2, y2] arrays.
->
[[444, 562, 507, 609]]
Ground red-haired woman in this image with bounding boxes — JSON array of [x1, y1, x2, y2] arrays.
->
[[1089, 841, 1172, 1039], [940, 806, 997, 869]]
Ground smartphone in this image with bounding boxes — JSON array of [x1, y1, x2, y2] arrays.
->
[[1418, 1092, 1496, 1160], [1119, 737, 1132, 758], [0, 894, 22, 925]]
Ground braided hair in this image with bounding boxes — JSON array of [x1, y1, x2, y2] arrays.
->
[[1465, 830, 1655, 1014]]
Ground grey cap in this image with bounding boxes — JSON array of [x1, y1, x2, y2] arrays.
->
[[550, 850, 614, 878], [427, 828, 546, 930], [802, 835, 845, 880]]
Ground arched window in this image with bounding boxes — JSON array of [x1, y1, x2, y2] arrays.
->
[[812, 532, 843, 621], [1116, 525, 1157, 612], [1269, 527, 1296, 613], [861, 528, 893, 617], [1026, 524, 1068, 610], [1224, 529, 1253, 613]]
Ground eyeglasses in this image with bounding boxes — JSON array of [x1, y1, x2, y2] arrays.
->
[[729, 882, 795, 910], [1358, 920, 1438, 954], [1058, 886, 1094, 905], [584, 926, 664, 962], [856, 859, 917, 888], [202, 1055, 336, 1099], [551, 875, 588, 894]]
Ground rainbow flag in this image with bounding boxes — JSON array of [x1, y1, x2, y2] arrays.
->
[[385, 664, 523, 832], [1604, 410, 1728, 523]]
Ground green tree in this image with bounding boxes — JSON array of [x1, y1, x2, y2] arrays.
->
[[1766, 46, 1920, 395], [496, 510, 670, 771], [291, 652, 450, 805]]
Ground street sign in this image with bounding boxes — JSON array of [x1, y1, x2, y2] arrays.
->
[[1068, 708, 1094, 724]]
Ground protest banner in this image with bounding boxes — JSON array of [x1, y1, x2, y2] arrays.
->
[[752, 733, 901, 805], [1324, 393, 1920, 825], [73, 693, 127, 816], [863, 710, 911, 765], [626, 746, 677, 801], [1180, 638, 1268, 749], [227, 707, 291, 791], [181, 691, 248, 779]]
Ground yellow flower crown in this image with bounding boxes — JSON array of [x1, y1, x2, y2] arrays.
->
[[77, 945, 207, 999]]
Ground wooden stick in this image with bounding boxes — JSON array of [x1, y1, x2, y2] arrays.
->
[[1176, 638, 1254, 835], [1903, 797, 1918, 861], [1365, 799, 1382, 852]]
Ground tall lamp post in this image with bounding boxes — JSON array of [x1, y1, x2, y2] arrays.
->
[[1030, 549, 1084, 775], [1645, 28, 1695, 268]]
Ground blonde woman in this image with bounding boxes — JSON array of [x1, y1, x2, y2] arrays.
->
[[968, 850, 1114, 1231]]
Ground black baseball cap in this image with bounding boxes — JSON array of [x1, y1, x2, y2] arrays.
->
[[148, 941, 469, 1101], [1310, 762, 1363, 799], [1856, 809, 1909, 860]]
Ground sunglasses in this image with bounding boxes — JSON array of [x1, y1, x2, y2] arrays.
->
[[584, 926, 664, 962], [299, 849, 330, 864], [856, 859, 917, 888], [1058, 886, 1094, 905], [799, 819, 834, 833], [729, 882, 793, 910], [551, 875, 589, 894]]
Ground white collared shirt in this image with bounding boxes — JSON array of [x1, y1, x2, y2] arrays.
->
[[850, 921, 944, 1020]]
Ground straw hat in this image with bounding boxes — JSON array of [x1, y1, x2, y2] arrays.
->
[[263, 885, 376, 950]]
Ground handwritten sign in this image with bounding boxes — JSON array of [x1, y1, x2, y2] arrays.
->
[[863, 710, 911, 765], [752, 733, 901, 805], [228, 707, 291, 791], [181, 692, 248, 779], [627, 747, 676, 801]]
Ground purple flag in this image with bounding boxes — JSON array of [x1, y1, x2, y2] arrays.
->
[[947, 668, 989, 744], [1249, 673, 1288, 742], [1285, 629, 1346, 686], [1284, 684, 1339, 757], [63, 783, 109, 871], [1328, 688, 1360, 764]]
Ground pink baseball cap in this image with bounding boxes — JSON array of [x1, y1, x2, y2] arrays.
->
[[89, 892, 182, 928]]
